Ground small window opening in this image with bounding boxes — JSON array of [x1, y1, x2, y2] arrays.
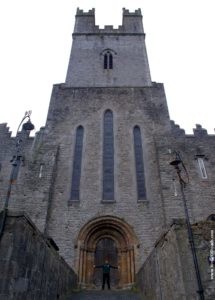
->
[[197, 157, 207, 179], [104, 52, 113, 70], [39, 164, 44, 178], [172, 179, 178, 196]]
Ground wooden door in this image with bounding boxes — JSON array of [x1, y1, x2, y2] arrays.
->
[[93, 238, 119, 288]]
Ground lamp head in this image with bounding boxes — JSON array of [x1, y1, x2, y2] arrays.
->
[[22, 119, 35, 131], [169, 151, 182, 166]]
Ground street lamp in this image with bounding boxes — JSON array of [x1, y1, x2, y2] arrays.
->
[[170, 151, 205, 300], [0, 111, 34, 241]]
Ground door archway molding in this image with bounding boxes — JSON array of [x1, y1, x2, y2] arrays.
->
[[76, 215, 139, 288]]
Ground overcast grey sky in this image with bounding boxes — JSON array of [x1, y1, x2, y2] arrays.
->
[[0, 0, 215, 135]]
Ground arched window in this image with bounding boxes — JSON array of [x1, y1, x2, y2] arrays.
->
[[103, 50, 114, 70], [70, 126, 84, 200], [103, 110, 114, 200], [133, 126, 146, 200]]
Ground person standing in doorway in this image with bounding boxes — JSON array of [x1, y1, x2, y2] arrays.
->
[[94, 260, 118, 290]]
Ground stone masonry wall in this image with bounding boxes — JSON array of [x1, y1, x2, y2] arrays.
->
[[0, 124, 60, 233], [1, 7, 215, 295], [1, 83, 215, 277], [0, 124, 34, 211], [136, 220, 215, 300], [156, 122, 215, 226], [0, 211, 77, 300], [66, 8, 151, 87], [43, 84, 170, 271]]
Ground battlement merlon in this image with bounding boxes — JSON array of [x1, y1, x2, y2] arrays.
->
[[122, 8, 144, 34], [74, 8, 96, 33], [0, 123, 12, 138], [76, 8, 95, 16], [123, 8, 142, 16], [73, 8, 144, 35]]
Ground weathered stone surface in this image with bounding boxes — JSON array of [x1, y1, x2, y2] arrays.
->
[[66, 290, 143, 300], [0, 212, 77, 300], [0, 7, 215, 297], [136, 220, 215, 300], [66, 8, 151, 87]]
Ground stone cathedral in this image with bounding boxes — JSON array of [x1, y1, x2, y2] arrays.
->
[[0, 8, 215, 300]]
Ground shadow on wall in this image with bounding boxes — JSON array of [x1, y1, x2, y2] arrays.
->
[[0, 211, 77, 300], [136, 218, 215, 300]]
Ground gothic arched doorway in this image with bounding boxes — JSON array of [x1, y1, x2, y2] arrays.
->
[[76, 216, 139, 289]]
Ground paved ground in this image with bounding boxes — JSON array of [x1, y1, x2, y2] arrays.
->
[[66, 290, 143, 299]]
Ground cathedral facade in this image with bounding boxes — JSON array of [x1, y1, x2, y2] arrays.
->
[[0, 8, 215, 297]]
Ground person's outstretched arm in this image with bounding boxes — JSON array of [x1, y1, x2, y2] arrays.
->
[[93, 264, 103, 269], [109, 265, 118, 269]]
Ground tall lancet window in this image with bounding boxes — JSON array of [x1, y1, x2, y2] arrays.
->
[[133, 126, 146, 200], [104, 54, 108, 69], [103, 110, 114, 201], [70, 126, 84, 200]]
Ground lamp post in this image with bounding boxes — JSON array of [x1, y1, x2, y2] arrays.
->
[[0, 111, 34, 241], [170, 151, 205, 300]]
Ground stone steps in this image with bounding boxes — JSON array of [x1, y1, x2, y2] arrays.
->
[[65, 290, 143, 300]]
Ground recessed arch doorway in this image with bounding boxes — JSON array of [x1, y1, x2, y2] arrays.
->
[[76, 216, 139, 289], [94, 237, 119, 287]]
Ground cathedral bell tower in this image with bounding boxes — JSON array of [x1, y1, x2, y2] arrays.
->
[[65, 8, 152, 87]]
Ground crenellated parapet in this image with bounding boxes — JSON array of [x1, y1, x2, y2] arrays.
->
[[170, 121, 215, 138], [76, 8, 95, 16], [0, 123, 34, 140], [193, 124, 208, 137], [123, 8, 142, 16], [0, 122, 35, 161], [170, 120, 185, 137], [73, 7, 144, 35], [0, 123, 12, 138]]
